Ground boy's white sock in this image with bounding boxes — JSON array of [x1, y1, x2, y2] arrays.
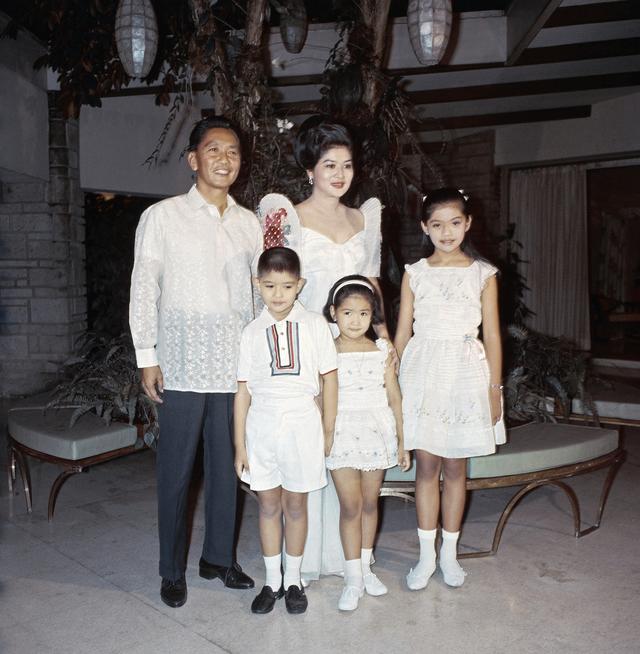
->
[[439, 529, 466, 587], [343, 558, 364, 588], [361, 548, 373, 576], [264, 553, 282, 590], [283, 553, 303, 590]]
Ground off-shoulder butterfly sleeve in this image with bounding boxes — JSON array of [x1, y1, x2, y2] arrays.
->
[[257, 193, 302, 256], [360, 197, 382, 277]]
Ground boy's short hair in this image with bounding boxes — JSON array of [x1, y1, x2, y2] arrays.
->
[[257, 247, 301, 278]]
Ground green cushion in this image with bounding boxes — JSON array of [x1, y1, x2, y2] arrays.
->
[[8, 407, 137, 461], [384, 423, 619, 482]]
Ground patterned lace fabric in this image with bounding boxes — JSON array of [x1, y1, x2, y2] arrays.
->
[[129, 186, 263, 392]]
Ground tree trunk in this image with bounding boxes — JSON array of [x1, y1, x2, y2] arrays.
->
[[360, 0, 392, 108]]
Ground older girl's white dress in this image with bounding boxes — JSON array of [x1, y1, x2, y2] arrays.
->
[[399, 258, 506, 458], [258, 193, 382, 580]]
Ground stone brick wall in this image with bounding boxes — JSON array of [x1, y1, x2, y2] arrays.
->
[[397, 130, 500, 266], [0, 93, 86, 396]]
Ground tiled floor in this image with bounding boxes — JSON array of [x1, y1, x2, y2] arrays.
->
[[2, 424, 639, 654]]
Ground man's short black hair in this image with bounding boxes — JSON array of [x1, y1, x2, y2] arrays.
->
[[257, 247, 301, 278], [187, 116, 242, 152]]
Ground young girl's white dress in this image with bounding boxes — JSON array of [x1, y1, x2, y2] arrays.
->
[[399, 258, 506, 458], [258, 193, 382, 580], [327, 339, 398, 471]]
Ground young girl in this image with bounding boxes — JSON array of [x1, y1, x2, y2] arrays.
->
[[325, 275, 411, 611], [394, 188, 505, 591]]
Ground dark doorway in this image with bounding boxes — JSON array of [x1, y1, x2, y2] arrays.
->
[[587, 165, 640, 358], [85, 193, 161, 336]]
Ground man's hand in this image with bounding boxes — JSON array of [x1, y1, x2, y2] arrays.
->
[[141, 365, 164, 403]]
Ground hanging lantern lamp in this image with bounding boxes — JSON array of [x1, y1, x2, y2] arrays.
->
[[407, 0, 452, 67], [279, 0, 308, 54], [115, 0, 159, 78]]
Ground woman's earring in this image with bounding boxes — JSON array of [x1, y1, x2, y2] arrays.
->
[[308, 176, 314, 186]]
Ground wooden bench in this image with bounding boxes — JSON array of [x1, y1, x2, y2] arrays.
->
[[382, 423, 625, 558], [7, 407, 141, 521]]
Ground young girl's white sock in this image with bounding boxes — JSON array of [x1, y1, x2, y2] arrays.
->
[[283, 552, 303, 589], [361, 547, 387, 596], [361, 548, 373, 576], [338, 558, 364, 611], [439, 529, 467, 587], [407, 527, 437, 590], [264, 553, 282, 590]]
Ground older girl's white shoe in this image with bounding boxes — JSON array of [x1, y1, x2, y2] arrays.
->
[[338, 585, 364, 611], [406, 565, 435, 591], [363, 572, 388, 596]]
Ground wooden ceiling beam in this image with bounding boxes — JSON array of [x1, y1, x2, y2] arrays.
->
[[506, 0, 563, 65], [411, 105, 591, 132], [274, 71, 640, 112], [267, 38, 640, 88], [545, 0, 640, 28]]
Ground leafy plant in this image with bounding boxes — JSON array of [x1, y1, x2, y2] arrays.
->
[[47, 333, 158, 449], [504, 325, 596, 423]]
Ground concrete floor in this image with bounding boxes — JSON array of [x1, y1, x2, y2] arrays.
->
[[2, 424, 639, 654]]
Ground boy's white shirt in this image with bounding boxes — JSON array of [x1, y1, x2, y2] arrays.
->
[[129, 185, 263, 393], [237, 301, 337, 398]]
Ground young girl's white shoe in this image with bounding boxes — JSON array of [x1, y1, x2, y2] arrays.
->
[[338, 584, 364, 611], [363, 572, 388, 596]]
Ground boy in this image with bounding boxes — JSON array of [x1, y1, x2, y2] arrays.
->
[[234, 247, 338, 615]]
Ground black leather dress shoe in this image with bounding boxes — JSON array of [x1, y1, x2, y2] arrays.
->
[[251, 585, 284, 614], [160, 577, 187, 608], [199, 559, 255, 589], [284, 585, 307, 614]]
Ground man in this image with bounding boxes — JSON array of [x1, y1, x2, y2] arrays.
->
[[130, 116, 261, 607]]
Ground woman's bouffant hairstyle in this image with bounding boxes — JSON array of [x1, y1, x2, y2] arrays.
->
[[187, 116, 243, 152], [294, 116, 354, 171], [324, 274, 384, 332], [257, 246, 301, 278]]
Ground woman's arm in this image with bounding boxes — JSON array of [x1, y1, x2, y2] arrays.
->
[[384, 352, 411, 471], [368, 276, 390, 340], [481, 275, 502, 424], [394, 272, 415, 359], [233, 382, 252, 478]]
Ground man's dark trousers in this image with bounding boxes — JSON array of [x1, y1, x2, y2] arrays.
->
[[156, 390, 236, 581]]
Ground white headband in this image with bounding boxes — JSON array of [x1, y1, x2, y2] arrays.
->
[[332, 279, 375, 303]]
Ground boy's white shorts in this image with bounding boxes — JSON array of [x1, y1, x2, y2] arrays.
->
[[241, 396, 327, 493]]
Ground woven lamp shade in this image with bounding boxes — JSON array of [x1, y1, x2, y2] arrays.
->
[[115, 0, 158, 78], [407, 0, 452, 66]]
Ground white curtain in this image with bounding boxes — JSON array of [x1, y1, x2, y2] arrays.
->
[[509, 165, 591, 350]]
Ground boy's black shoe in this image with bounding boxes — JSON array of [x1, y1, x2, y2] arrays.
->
[[251, 585, 284, 614], [284, 585, 308, 614], [160, 577, 187, 608], [199, 559, 255, 589]]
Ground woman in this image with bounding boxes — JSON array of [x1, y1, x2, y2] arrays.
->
[[258, 116, 391, 583]]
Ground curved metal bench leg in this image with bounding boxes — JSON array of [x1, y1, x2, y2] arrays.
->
[[12, 448, 33, 514], [578, 456, 625, 537], [460, 479, 582, 559], [7, 445, 16, 493], [48, 468, 81, 521]]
